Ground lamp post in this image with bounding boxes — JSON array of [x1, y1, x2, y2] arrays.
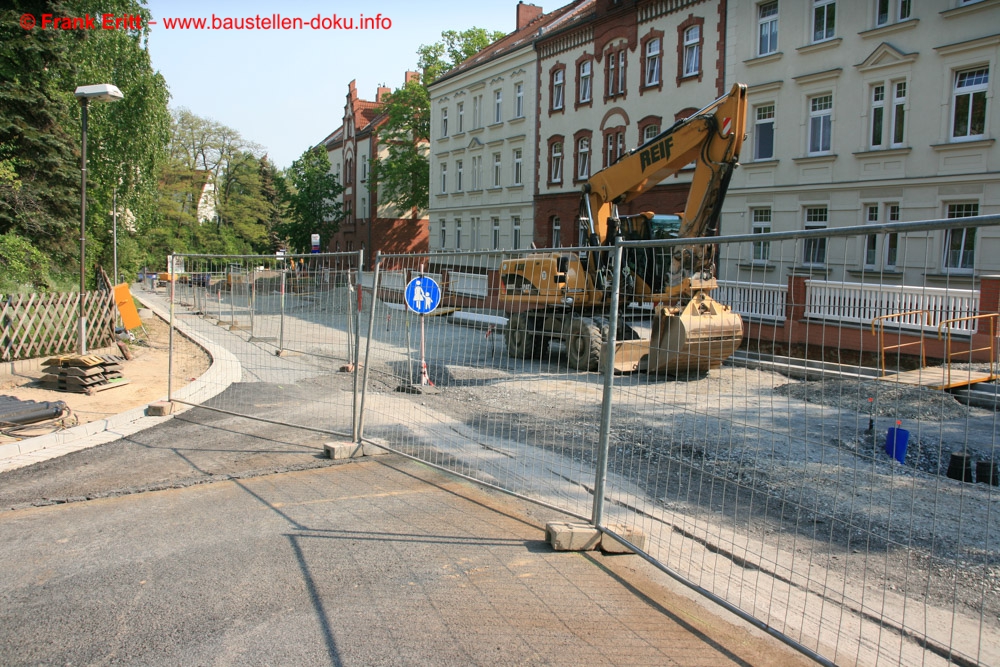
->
[[74, 83, 123, 354]]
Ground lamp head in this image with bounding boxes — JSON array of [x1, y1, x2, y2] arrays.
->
[[74, 84, 124, 103]]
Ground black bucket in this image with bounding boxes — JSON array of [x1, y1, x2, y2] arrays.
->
[[976, 461, 999, 486], [947, 453, 974, 483]]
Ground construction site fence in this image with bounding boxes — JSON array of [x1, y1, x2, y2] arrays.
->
[[165, 214, 1000, 667]]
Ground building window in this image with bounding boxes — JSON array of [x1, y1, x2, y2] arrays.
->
[[441, 108, 448, 138], [512, 217, 521, 249], [753, 104, 775, 160], [455, 160, 463, 191], [439, 219, 446, 249], [492, 217, 500, 249], [808, 94, 833, 155], [494, 89, 503, 124], [577, 137, 591, 180], [803, 207, 828, 265], [440, 163, 447, 194], [944, 203, 978, 272], [864, 205, 879, 268], [456, 219, 462, 250], [885, 204, 900, 268], [471, 155, 482, 190], [758, 1, 778, 57], [643, 124, 660, 143], [552, 216, 561, 248], [645, 38, 661, 87], [492, 152, 502, 188], [752, 208, 771, 261], [682, 25, 701, 77], [473, 94, 483, 128], [606, 48, 626, 98], [870, 85, 886, 148], [891, 81, 907, 146], [514, 83, 524, 118], [606, 133, 615, 168], [952, 67, 988, 141], [552, 68, 565, 110], [579, 60, 592, 104], [550, 142, 563, 183], [876, 0, 910, 27], [812, 0, 835, 42], [512, 148, 523, 186], [870, 81, 907, 149], [457, 102, 464, 133]]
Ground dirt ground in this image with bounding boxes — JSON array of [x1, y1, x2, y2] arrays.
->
[[0, 314, 210, 442]]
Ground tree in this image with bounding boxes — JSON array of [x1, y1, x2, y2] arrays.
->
[[375, 27, 504, 215], [279, 146, 343, 253]]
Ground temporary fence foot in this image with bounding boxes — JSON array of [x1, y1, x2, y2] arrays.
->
[[324, 441, 389, 459], [146, 401, 174, 417], [395, 383, 440, 395], [546, 522, 600, 551]]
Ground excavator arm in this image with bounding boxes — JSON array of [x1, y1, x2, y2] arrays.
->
[[580, 83, 747, 296]]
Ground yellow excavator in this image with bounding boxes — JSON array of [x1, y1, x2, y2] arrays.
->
[[500, 83, 748, 374]]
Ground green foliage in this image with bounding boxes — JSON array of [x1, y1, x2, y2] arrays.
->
[[278, 146, 343, 253], [375, 27, 504, 215], [417, 28, 506, 86], [0, 0, 170, 288], [0, 232, 50, 293]]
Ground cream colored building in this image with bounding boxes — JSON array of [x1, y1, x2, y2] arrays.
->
[[721, 0, 1000, 289], [427, 2, 590, 261]]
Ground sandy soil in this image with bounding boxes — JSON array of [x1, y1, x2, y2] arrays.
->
[[0, 314, 210, 442]]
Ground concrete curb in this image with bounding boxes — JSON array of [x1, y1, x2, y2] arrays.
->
[[0, 291, 242, 473]]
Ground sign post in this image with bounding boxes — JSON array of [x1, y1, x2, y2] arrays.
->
[[311, 233, 320, 254], [404, 272, 442, 389]]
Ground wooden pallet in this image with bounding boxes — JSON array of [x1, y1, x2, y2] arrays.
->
[[878, 367, 998, 391]]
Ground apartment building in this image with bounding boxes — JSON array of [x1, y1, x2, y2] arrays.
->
[[535, 0, 727, 247], [720, 0, 1000, 287], [427, 2, 593, 260], [321, 75, 428, 264]]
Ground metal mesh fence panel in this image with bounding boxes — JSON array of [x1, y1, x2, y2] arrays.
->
[[356, 249, 615, 521], [599, 216, 1000, 666], [167, 252, 362, 439]]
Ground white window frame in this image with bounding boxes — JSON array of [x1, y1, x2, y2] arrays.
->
[[808, 93, 833, 155], [552, 216, 561, 248], [606, 133, 615, 168], [457, 102, 464, 133], [514, 83, 524, 118], [494, 89, 503, 124], [473, 95, 483, 128], [864, 204, 880, 268], [553, 70, 565, 110], [492, 152, 502, 188], [439, 219, 446, 250], [471, 155, 482, 190], [441, 108, 448, 138], [870, 84, 886, 149], [492, 217, 501, 250], [577, 137, 590, 180], [470, 217, 479, 251], [751, 208, 771, 262], [512, 216, 521, 250], [551, 142, 563, 183], [890, 80, 907, 147], [812, 0, 835, 43], [952, 67, 988, 141], [645, 38, 661, 87], [758, 1, 779, 57], [803, 207, 828, 266], [683, 26, 701, 77], [643, 124, 660, 143], [617, 51, 626, 94], [455, 219, 462, 250], [885, 204, 900, 269], [455, 159, 463, 192], [579, 61, 592, 103], [512, 148, 523, 186], [608, 52, 617, 96], [876, 0, 910, 27], [440, 163, 447, 194], [753, 104, 775, 160], [944, 203, 979, 273]]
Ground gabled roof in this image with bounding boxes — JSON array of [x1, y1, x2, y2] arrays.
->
[[431, 0, 594, 87]]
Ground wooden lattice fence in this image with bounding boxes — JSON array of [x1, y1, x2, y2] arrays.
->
[[0, 291, 116, 362]]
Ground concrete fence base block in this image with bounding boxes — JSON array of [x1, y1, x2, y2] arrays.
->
[[600, 524, 647, 554], [362, 443, 389, 456], [324, 442, 365, 459], [275, 350, 300, 357], [146, 401, 174, 417], [546, 521, 600, 552]]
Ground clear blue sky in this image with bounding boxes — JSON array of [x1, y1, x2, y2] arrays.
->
[[145, 1, 514, 169]]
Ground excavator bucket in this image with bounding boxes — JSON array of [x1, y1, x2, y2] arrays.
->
[[642, 293, 743, 376]]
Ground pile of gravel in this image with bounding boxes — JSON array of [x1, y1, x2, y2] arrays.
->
[[774, 378, 974, 421]]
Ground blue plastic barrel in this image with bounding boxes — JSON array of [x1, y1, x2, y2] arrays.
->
[[885, 427, 909, 464]]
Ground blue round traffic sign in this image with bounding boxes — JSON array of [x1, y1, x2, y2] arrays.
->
[[404, 276, 442, 314]]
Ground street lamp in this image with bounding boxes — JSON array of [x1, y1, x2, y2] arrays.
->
[[74, 83, 123, 354]]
